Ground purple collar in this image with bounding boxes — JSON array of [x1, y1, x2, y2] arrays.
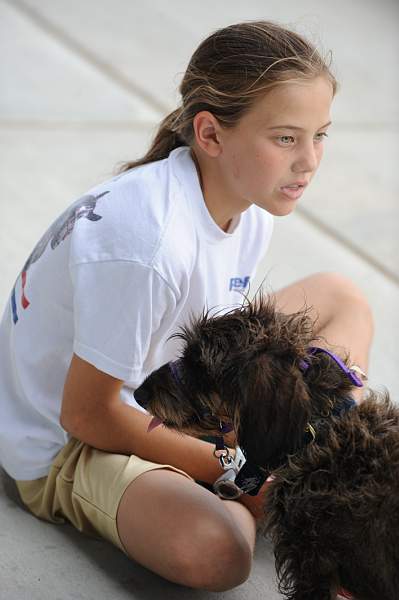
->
[[299, 347, 365, 387]]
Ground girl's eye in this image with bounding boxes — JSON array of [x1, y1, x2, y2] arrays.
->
[[277, 135, 295, 145], [276, 132, 329, 146], [314, 132, 329, 143]]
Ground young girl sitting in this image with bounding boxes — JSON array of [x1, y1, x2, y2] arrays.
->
[[0, 20, 373, 592]]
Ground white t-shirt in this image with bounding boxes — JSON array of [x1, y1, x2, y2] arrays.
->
[[0, 146, 274, 480]]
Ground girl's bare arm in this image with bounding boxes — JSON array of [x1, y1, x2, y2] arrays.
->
[[60, 353, 224, 484]]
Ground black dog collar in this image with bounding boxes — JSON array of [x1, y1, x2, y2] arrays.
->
[[233, 395, 357, 497]]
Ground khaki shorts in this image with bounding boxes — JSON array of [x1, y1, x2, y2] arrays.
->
[[16, 438, 193, 553]]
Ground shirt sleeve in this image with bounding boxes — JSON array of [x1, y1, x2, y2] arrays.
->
[[70, 260, 177, 382]]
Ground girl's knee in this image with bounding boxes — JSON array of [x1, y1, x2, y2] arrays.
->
[[117, 471, 253, 590], [173, 515, 253, 591], [311, 272, 373, 318], [326, 272, 373, 319], [293, 272, 374, 343]]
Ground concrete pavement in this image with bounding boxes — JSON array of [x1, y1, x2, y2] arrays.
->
[[0, 1, 398, 598]]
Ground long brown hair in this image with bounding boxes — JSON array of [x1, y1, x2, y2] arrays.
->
[[118, 21, 337, 173]]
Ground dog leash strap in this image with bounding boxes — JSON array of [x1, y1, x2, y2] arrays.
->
[[214, 435, 226, 452]]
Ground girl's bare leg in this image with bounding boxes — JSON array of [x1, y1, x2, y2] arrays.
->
[[274, 272, 374, 400], [116, 469, 256, 592]]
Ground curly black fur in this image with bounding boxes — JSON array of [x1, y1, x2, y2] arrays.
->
[[134, 294, 397, 598], [262, 393, 399, 600]]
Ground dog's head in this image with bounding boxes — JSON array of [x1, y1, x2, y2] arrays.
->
[[135, 295, 359, 471]]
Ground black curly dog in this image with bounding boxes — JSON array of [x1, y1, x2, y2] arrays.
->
[[134, 296, 399, 600]]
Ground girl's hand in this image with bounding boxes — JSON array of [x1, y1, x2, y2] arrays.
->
[[238, 478, 273, 521]]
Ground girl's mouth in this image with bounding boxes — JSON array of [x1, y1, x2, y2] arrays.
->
[[279, 184, 305, 200]]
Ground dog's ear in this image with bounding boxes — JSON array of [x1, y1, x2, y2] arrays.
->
[[231, 352, 312, 469]]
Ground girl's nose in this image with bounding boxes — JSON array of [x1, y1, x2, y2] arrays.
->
[[292, 141, 319, 174]]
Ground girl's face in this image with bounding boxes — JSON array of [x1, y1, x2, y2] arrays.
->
[[217, 76, 334, 217]]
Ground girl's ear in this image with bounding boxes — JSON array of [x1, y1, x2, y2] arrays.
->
[[192, 111, 223, 157], [235, 353, 311, 469]]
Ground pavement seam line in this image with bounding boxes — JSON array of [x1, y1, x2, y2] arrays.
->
[[0, 120, 158, 130], [5, 0, 398, 289], [6, 0, 167, 117]]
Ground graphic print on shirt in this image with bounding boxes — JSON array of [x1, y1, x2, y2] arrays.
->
[[229, 276, 250, 292], [11, 191, 109, 324]]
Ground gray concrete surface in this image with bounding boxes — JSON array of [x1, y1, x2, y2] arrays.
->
[[0, 0, 398, 598]]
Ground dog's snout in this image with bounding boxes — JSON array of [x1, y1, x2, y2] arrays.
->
[[134, 384, 151, 408]]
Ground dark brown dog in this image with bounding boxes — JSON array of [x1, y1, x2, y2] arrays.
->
[[135, 296, 398, 599]]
